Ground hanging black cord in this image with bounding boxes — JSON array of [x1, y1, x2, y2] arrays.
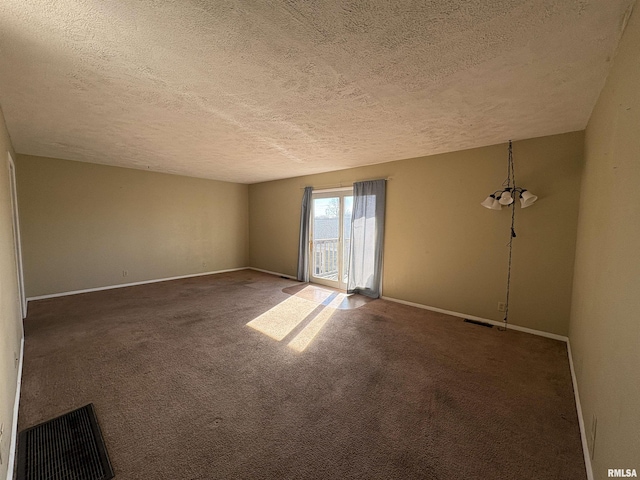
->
[[510, 140, 516, 191], [502, 140, 513, 187], [500, 140, 516, 331], [501, 201, 516, 330]]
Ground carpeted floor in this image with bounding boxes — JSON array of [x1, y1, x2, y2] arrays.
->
[[18, 270, 586, 479]]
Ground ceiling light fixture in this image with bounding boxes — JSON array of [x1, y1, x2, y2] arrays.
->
[[481, 143, 538, 211], [481, 140, 538, 330]]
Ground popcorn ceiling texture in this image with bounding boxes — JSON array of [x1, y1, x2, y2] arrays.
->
[[0, 0, 634, 183]]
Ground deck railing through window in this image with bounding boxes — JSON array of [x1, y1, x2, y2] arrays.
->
[[313, 238, 350, 281]]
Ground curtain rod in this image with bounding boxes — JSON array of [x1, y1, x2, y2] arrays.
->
[[300, 177, 392, 190]]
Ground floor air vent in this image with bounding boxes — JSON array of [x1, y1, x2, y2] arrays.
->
[[464, 319, 494, 328], [17, 404, 114, 480]]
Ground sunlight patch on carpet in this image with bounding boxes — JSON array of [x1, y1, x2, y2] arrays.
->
[[288, 293, 345, 352], [247, 285, 346, 350], [247, 289, 326, 340]]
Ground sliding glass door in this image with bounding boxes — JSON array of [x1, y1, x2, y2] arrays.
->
[[310, 189, 353, 290]]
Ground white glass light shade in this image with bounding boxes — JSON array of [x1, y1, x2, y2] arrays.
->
[[490, 198, 502, 210], [498, 190, 514, 205], [519, 190, 538, 208], [481, 195, 495, 209]]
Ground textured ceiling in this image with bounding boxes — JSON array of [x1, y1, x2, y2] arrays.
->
[[0, 0, 635, 183]]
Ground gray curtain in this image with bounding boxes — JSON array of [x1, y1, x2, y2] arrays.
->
[[297, 187, 313, 282], [347, 179, 386, 298]]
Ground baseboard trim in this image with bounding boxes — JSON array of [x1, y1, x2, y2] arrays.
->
[[380, 296, 568, 342], [7, 336, 24, 480], [26, 267, 249, 302], [248, 267, 297, 280], [567, 340, 594, 480]]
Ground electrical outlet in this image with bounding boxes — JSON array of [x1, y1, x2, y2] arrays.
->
[[202, 261, 207, 268], [497, 302, 507, 312], [14, 351, 18, 369], [122, 270, 128, 277]]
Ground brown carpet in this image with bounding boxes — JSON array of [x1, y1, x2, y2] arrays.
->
[[18, 270, 586, 479]]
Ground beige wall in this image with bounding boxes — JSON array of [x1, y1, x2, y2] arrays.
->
[[16, 155, 249, 297], [0, 105, 23, 480], [250, 132, 584, 336], [569, 6, 640, 479]]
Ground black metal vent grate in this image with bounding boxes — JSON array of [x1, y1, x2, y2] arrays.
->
[[17, 404, 114, 480]]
